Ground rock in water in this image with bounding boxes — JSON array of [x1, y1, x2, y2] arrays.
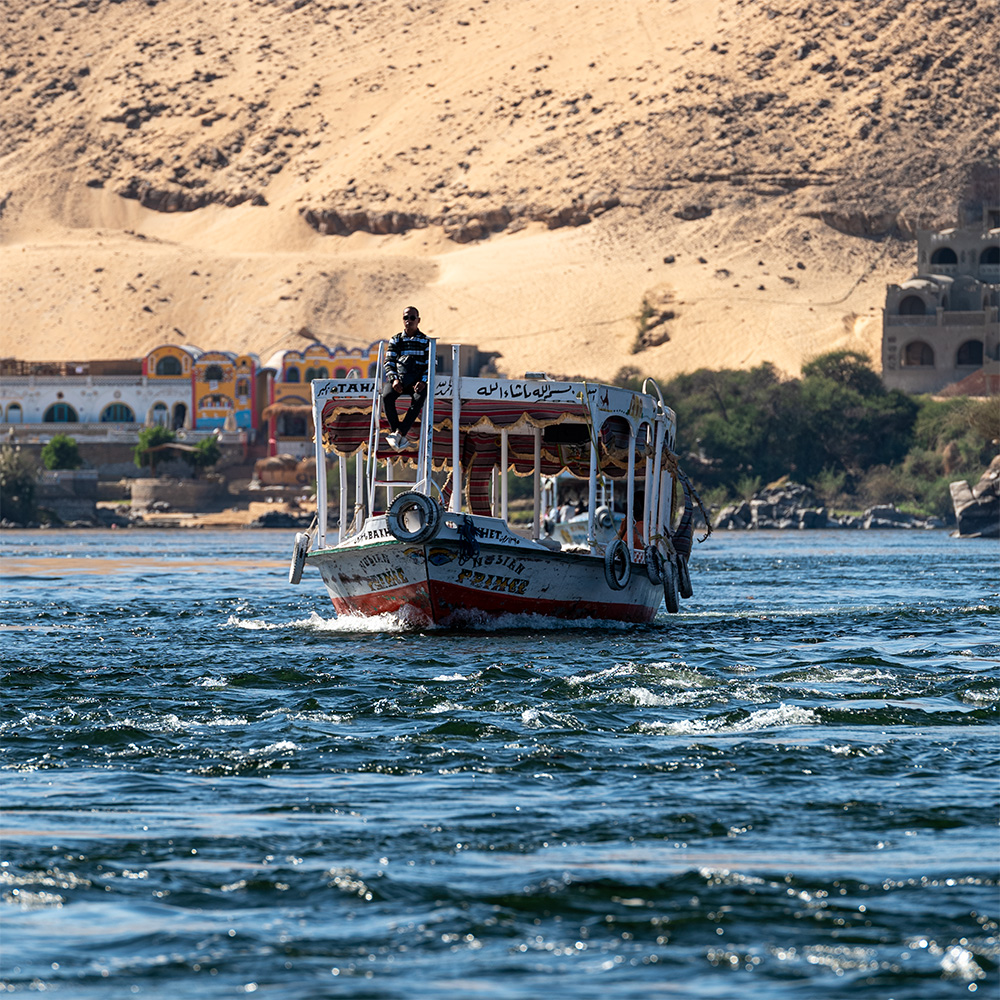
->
[[950, 457, 1000, 539]]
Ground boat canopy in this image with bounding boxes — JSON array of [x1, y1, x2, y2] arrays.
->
[[314, 377, 675, 481]]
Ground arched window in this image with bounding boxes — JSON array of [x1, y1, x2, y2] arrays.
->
[[285, 367, 301, 383], [172, 403, 187, 430], [155, 355, 183, 376], [930, 247, 957, 265], [899, 295, 927, 316], [334, 367, 348, 378], [956, 340, 984, 366], [980, 245, 1000, 265], [6, 403, 23, 424], [367, 362, 379, 377], [902, 341, 935, 367], [151, 402, 169, 426], [235, 376, 251, 398], [304, 366, 329, 382], [204, 364, 224, 382], [43, 403, 78, 422], [100, 403, 136, 423]]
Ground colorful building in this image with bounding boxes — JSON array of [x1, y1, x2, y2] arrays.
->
[[0, 340, 384, 459], [262, 343, 380, 456]]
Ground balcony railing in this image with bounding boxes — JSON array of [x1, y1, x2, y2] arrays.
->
[[885, 315, 937, 326], [942, 312, 987, 326], [885, 310, 996, 327]]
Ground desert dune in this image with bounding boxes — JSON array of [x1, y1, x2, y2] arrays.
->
[[1, 0, 996, 380]]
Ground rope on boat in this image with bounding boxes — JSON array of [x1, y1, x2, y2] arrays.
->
[[457, 515, 480, 564]]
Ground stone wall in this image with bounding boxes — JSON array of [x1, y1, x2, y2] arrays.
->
[[130, 478, 226, 512]]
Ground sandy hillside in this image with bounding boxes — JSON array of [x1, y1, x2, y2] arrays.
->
[[1, 0, 996, 382]]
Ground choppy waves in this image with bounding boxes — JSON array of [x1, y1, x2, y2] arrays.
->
[[1, 529, 997, 998]]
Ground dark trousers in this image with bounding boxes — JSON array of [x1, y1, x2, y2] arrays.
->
[[382, 382, 426, 435]]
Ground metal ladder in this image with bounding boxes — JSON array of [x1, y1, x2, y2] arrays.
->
[[366, 339, 437, 513]]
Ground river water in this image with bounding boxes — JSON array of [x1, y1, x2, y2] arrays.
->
[[1, 528, 997, 999]]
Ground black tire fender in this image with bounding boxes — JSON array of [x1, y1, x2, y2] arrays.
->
[[604, 538, 631, 591], [289, 531, 309, 585], [663, 559, 680, 614], [644, 544, 664, 585], [678, 556, 693, 599], [386, 491, 442, 544]]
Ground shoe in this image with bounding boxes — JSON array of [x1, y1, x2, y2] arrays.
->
[[386, 431, 404, 450]]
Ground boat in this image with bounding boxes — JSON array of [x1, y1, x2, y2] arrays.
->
[[540, 472, 624, 548], [288, 341, 704, 625]]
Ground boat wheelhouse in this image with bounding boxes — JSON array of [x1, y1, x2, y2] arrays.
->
[[289, 342, 699, 625]]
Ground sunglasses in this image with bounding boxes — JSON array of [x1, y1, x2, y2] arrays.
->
[[403, 314, 418, 321]]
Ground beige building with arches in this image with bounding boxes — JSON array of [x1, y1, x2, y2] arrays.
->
[[882, 203, 1000, 394]]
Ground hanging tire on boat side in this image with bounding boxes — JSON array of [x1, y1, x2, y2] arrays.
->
[[644, 544, 664, 585], [677, 556, 693, 599], [663, 559, 680, 614], [604, 538, 631, 591], [387, 491, 442, 545], [289, 531, 309, 585], [595, 505, 615, 531]]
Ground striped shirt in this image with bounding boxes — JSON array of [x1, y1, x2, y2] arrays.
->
[[383, 330, 429, 385]]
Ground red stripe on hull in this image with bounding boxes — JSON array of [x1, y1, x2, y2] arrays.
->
[[328, 579, 658, 625]]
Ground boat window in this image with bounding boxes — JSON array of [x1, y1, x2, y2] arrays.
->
[[543, 424, 590, 444]]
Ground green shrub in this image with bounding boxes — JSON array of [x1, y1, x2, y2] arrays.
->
[[40, 433, 82, 470], [134, 426, 177, 475], [810, 466, 849, 506], [183, 436, 221, 479], [0, 445, 37, 524]]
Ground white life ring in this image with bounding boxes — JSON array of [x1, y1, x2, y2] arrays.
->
[[662, 558, 680, 614], [678, 556, 693, 599], [594, 505, 615, 530], [387, 491, 442, 544], [604, 538, 631, 591], [288, 531, 309, 585], [644, 544, 664, 585]]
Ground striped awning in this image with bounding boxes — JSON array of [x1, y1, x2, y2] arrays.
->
[[319, 399, 649, 479]]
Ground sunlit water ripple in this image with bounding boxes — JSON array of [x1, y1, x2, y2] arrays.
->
[[1, 529, 997, 999]]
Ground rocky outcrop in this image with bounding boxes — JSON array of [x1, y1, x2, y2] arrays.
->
[[713, 481, 946, 531], [950, 457, 1000, 539], [117, 177, 267, 211], [299, 196, 619, 243]]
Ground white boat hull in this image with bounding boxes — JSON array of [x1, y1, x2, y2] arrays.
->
[[308, 516, 662, 625]]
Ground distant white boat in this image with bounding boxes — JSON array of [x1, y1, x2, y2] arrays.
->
[[288, 345, 701, 625]]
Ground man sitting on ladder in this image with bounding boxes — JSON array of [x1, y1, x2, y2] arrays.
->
[[382, 306, 429, 450]]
